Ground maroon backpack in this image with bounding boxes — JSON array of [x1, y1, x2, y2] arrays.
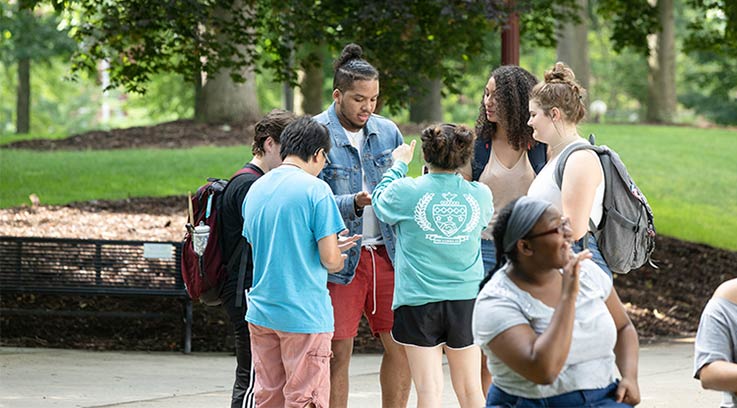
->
[[181, 167, 259, 305]]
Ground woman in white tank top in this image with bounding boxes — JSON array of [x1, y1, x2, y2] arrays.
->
[[526, 62, 611, 277]]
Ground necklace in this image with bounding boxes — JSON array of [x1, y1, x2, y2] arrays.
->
[[281, 162, 303, 170], [549, 136, 580, 158]]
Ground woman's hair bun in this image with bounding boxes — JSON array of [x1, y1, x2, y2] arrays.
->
[[544, 62, 576, 85], [452, 125, 474, 150], [421, 126, 447, 150]]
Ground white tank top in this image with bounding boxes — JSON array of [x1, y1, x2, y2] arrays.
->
[[527, 140, 604, 228]]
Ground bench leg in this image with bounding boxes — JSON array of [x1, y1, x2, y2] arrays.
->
[[182, 298, 192, 354]]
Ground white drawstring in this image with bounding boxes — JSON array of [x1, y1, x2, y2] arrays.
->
[[364, 244, 378, 315]]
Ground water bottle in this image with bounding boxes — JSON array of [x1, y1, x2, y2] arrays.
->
[[193, 222, 210, 257]]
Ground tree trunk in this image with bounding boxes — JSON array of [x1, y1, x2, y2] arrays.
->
[[195, 68, 260, 124], [556, 0, 590, 92], [299, 56, 324, 115], [409, 78, 443, 124], [646, 0, 676, 123], [283, 44, 295, 112], [194, 1, 260, 124], [16, 58, 30, 134], [283, 82, 294, 112]]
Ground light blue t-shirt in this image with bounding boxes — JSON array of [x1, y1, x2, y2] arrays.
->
[[372, 161, 493, 309], [242, 166, 346, 334]]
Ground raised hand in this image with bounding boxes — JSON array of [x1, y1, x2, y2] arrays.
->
[[561, 249, 591, 299], [392, 139, 416, 165]]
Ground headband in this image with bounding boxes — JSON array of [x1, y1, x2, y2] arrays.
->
[[502, 196, 552, 253]]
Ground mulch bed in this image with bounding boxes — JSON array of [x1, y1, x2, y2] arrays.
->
[[1, 121, 735, 353], [3, 120, 256, 150], [2, 119, 428, 152], [2, 196, 734, 353]]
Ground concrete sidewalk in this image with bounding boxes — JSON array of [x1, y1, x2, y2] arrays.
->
[[0, 339, 722, 407]]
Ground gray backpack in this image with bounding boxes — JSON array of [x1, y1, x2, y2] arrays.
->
[[555, 136, 656, 274]]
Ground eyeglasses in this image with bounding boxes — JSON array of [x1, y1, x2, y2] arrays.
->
[[525, 217, 571, 240], [316, 149, 331, 166]]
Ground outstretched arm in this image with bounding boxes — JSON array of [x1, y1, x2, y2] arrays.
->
[[371, 140, 416, 225], [317, 230, 360, 273]]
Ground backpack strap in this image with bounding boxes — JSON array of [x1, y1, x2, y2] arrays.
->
[[233, 239, 251, 308], [553, 134, 597, 189], [554, 136, 602, 237], [224, 165, 261, 308]]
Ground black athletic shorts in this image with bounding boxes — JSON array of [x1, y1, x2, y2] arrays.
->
[[391, 299, 475, 349]]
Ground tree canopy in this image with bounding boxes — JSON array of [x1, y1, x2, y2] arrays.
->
[[22, 0, 578, 112], [0, 3, 75, 65], [597, 0, 736, 56]]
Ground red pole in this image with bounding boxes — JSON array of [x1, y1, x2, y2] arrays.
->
[[501, 8, 520, 65]]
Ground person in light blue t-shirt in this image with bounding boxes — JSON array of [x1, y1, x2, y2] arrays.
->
[[372, 123, 493, 408], [242, 116, 360, 408]]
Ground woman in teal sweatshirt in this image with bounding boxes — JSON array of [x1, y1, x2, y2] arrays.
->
[[372, 124, 493, 408]]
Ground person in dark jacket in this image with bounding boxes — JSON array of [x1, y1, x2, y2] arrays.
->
[[219, 109, 296, 408]]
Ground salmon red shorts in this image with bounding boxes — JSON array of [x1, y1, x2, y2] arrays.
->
[[328, 245, 395, 340]]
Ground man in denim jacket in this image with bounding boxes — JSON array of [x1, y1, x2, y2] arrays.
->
[[316, 43, 411, 408]]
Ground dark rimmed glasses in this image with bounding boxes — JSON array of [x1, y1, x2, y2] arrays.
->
[[316, 149, 331, 166], [526, 217, 571, 240]]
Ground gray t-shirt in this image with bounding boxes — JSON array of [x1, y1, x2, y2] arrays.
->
[[694, 296, 737, 408], [472, 259, 618, 398]]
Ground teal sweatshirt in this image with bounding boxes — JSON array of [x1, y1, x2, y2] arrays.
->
[[372, 161, 493, 309]]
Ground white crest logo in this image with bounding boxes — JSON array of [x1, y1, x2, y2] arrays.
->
[[414, 192, 481, 245], [433, 193, 466, 237]]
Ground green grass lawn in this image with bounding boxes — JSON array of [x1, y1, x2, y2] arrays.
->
[[0, 146, 254, 207], [578, 124, 737, 252], [1, 124, 736, 251]]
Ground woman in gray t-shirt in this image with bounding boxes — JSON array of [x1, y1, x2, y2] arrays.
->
[[694, 278, 737, 408], [472, 197, 640, 407]]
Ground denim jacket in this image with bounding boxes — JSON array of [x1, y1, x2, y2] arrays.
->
[[316, 103, 404, 285]]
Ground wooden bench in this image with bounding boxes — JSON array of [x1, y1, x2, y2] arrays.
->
[[0, 236, 193, 353]]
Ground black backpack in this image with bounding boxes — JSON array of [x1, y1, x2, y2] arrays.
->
[[555, 136, 656, 274]]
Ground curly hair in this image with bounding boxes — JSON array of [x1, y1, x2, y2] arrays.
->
[[252, 109, 298, 155], [475, 65, 538, 150], [332, 43, 379, 92], [421, 123, 475, 170], [529, 62, 587, 124]]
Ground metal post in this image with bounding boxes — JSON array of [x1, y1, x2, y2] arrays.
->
[[501, 5, 520, 66], [182, 298, 193, 354]]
